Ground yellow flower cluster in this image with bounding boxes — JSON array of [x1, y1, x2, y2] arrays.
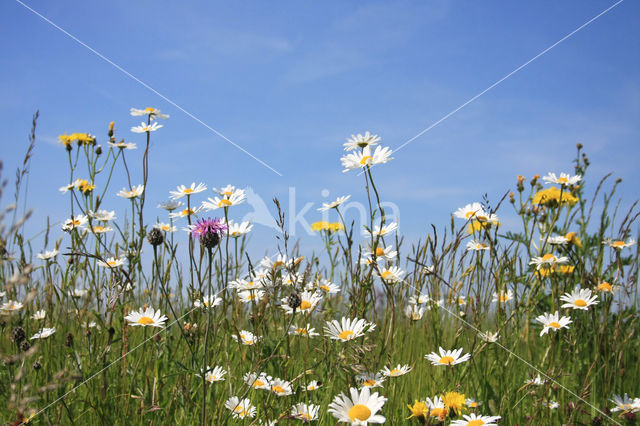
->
[[76, 179, 96, 195], [311, 221, 344, 232], [58, 132, 96, 147], [532, 186, 578, 207]]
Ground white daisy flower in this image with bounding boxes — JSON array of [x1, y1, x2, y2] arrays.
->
[[324, 317, 371, 342], [318, 195, 351, 211], [291, 403, 320, 422], [542, 172, 581, 186], [529, 253, 569, 270], [169, 206, 203, 219], [341, 145, 393, 172], [378, 266, 405, 283], [357, 372, 386, 388], [535, 311, 572, 336], [157, 200, 183, 211], [560, 287, 599, 310], [465, 398, 482, 408], [62, 215, 88, 231], [131, 122, 163, 133], [169, 183, 207, 200], [525, 374, 546, 386], [37, 249, 59, 260], [238, 290, 265, 304], [1, 300, 23, 312], [596, 281, 619, 294], [492, 289, 513, 304], [548, 235, 570, 245], [108, 141, 137, 150], [466, 240, 490, 251], [224, 397, 256, 419], [202, 189, 246, 210], [405, 304, 425, 321], [450, 413, 502, 426], [479, 331, 499, 343], [305, 380, 322, 391], [610, 394, 640, 413], [200, 365, 226, 383], [426, 396, 448, 419], [542, 401, 559, 409], [154, 222, 177, 232], [88, 210, 116, 221], [424, 347, 471, 366], [97, 257, 125, 268], [244, 372, 271, 390], [604, 238, 636, 249], [232, 330, 261, 345], [328, 387, 387, 424], [87, 224, 113, 234], [124, 307, 168, 328], [31, 327, 56, 340], [194, 295, 222, 309], [212, 184, 237, 196], [289, 324, 320, 337], [368, 245, 397, 260], [129, 107, 169, 120], [363, 222, 398, 238], [409, 293, 430, 305], [311, 279, 341, 294], [270, 378, 293, 396], [31, 310, 46, 320], [231, 278, 265, 291], [380, 364, 412, 377], [226, 220, 253, 237], [117, 185, 144, 199], [343, 132, 381, 151], [281, 291, 323, 315], [454, 202, 488, 220]]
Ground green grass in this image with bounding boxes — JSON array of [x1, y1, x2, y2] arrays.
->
[[1, 116, 639, 425]]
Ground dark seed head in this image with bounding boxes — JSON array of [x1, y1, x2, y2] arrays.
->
[[147, 228, 164, 247], [287, 292, 302, 310], [201, 232, 220, 249], [65, 332, 74, 347], [11, 326, 26, 343], [33, 361, 42, 371], [20, 341, 31, 352]]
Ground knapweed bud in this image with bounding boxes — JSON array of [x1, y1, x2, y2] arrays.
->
[[287, 292, 302, 310], [65, 332, 74, 347], [20, 341, 31, 352], [108, 121, 115, 137], [147, 228, 164, 247], [33, 361, 42, 371], [11, 326, 26, 343], [95, 145, 102, 156]]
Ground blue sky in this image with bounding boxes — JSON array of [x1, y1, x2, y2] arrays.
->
[[1, 0, 639, 258]]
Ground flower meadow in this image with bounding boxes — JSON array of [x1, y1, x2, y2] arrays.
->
[[1, 110, 640, 425]]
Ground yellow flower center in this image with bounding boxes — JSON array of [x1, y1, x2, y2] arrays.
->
[[574, 299, 587, 307], [137, 316, 154, 325], [359, 155, 373, 165], [181, 208, 193, 216], [338, 330, 354, 340], [390, 368, 401, 376], [183, 188, 194, 194], [375, 247, 386, 256], [300, 300, 312, 310], [320, 285, 330, 291], [465, 211, 475, 219], [411, 313, 421, 320], [549, 321, 562, 328], [612, 241, 625, 247], [301, 413, 312, 420], [499, 294, 509, 302], [469, 402, 479, 407], [468, 420, 485, 426], [218, 199, 232, 207], [272, 385, 285, 394], [94, 226, 105, 232], [439, 356, 455, 365], [144, 107, 156, 113], [541, 253, 556, 262], [107, 261, 118, 267], [557, 177, 568, 184], [245, 340, 254, 345], [381, 270, 392, 279], [297, 328, 308, 334], [348, 404, 371, 421], [362, 379, 376, 387]]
